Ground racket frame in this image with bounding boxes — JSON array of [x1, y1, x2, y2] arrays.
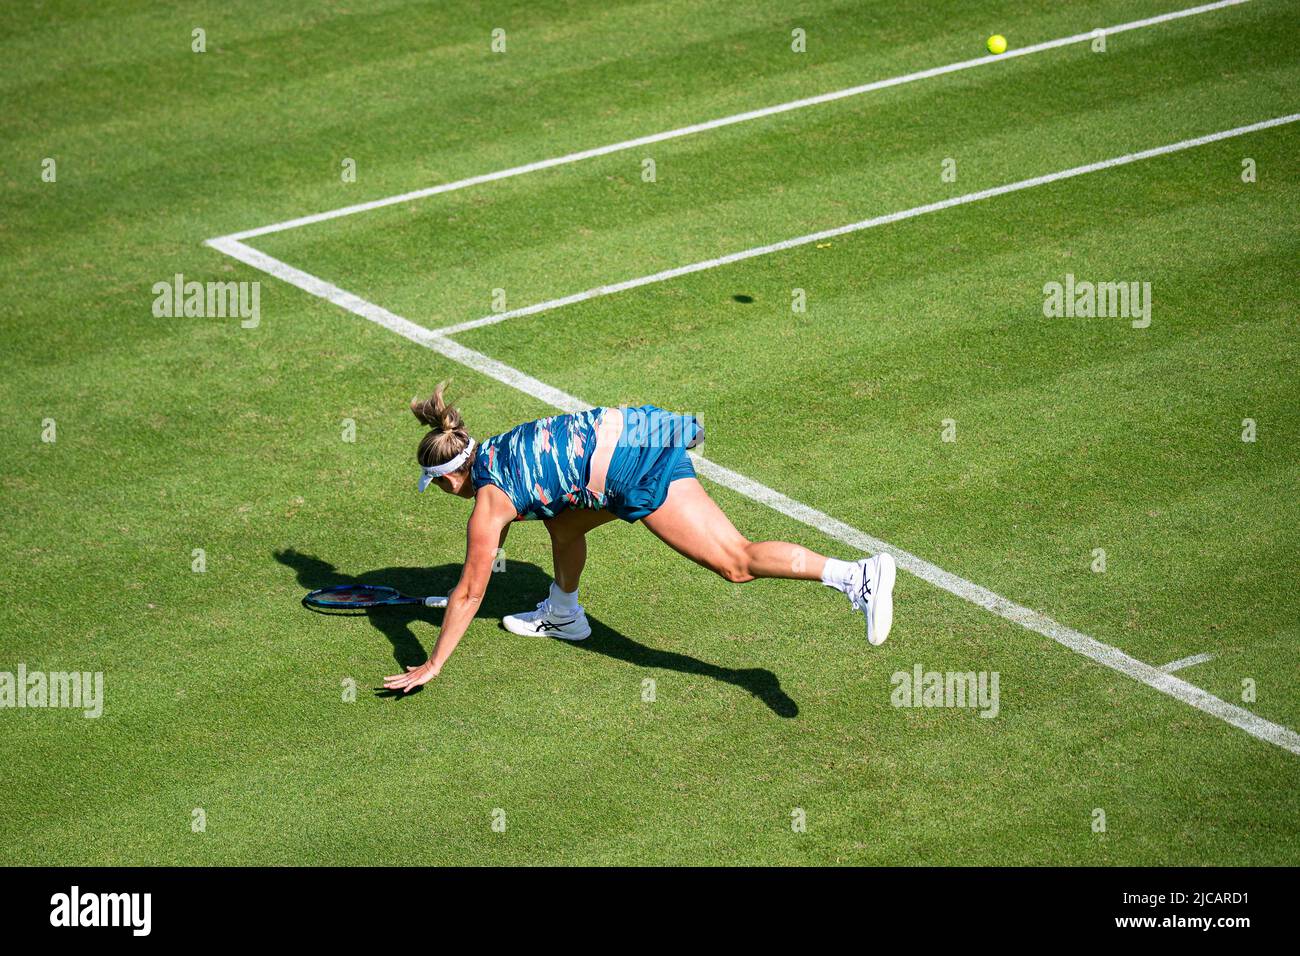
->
[[302, 584, 448, 613]]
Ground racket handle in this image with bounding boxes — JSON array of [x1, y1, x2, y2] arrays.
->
[[424, 595, 449, 608]]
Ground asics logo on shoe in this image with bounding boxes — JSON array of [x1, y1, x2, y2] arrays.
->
[[538, 618, 577, 631]]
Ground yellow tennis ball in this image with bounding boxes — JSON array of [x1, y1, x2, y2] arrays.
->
[[987, 34, 1007, 55]]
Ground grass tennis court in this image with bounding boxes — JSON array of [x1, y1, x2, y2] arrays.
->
[[2, 0, 1297, 865]]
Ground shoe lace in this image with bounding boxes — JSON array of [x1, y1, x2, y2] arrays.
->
[[848, 574, 872, 612], [530, 600, 578, 629]]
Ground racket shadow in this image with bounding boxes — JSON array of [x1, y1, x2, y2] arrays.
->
[[273, 548, 797, 716]]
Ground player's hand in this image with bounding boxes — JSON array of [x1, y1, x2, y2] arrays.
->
[[383, 660, 439, 693]]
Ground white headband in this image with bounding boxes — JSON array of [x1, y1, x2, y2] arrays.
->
[[418, 438, 476, 491]]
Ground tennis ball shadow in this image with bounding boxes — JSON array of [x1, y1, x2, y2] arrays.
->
[[273, 548, 797, 717]]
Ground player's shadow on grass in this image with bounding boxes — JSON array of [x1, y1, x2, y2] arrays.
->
[[273, 548, 797, 717], [574, 620, 796, 718]]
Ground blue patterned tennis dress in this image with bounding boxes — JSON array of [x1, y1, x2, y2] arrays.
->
[[470, 406, 701, 522]]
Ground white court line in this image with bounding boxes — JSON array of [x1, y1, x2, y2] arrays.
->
[[434, 113, 1300, 335], [205, 115, 1300, 756], [1160, 652, 1216, 673], [211, 0, 1253, 244]]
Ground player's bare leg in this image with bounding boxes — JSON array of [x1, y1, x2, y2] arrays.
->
[[641, 477, 896, 644], [502, 507, 617, 641]]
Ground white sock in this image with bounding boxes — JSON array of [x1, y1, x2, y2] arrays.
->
[[549, 581, 579, 611], [820, 558, 858, 593]]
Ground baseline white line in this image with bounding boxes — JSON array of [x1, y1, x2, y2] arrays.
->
[[211, 0, 1252, 244], [205, 237, 1300, 757], [434, 112, 1300, 335], [1160, 652, 1216, 673]]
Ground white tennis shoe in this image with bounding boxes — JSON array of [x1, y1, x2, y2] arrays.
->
[[502, 600, 592, 641], [849, 553, 896, 646]]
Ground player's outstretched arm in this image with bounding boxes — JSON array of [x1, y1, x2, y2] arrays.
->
[[383, 485, 516, 692]]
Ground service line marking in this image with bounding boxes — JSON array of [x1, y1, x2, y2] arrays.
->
[[432, 113, 1300, 335], [1160, 652, 1216, 673], [210, 0, 1253, 245], [206, 116, 1300, 756]]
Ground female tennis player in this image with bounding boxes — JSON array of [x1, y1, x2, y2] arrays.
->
[[383, 383, 896, 693]]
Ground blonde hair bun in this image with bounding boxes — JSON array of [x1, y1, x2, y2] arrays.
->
[[411, 382, 474, 472], [410, 381, 464, 433]]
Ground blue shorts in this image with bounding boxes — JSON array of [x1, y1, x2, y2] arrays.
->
[[602, 406, 701, 522]]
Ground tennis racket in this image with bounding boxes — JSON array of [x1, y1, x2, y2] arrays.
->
[[302, 584, 449, 614]]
